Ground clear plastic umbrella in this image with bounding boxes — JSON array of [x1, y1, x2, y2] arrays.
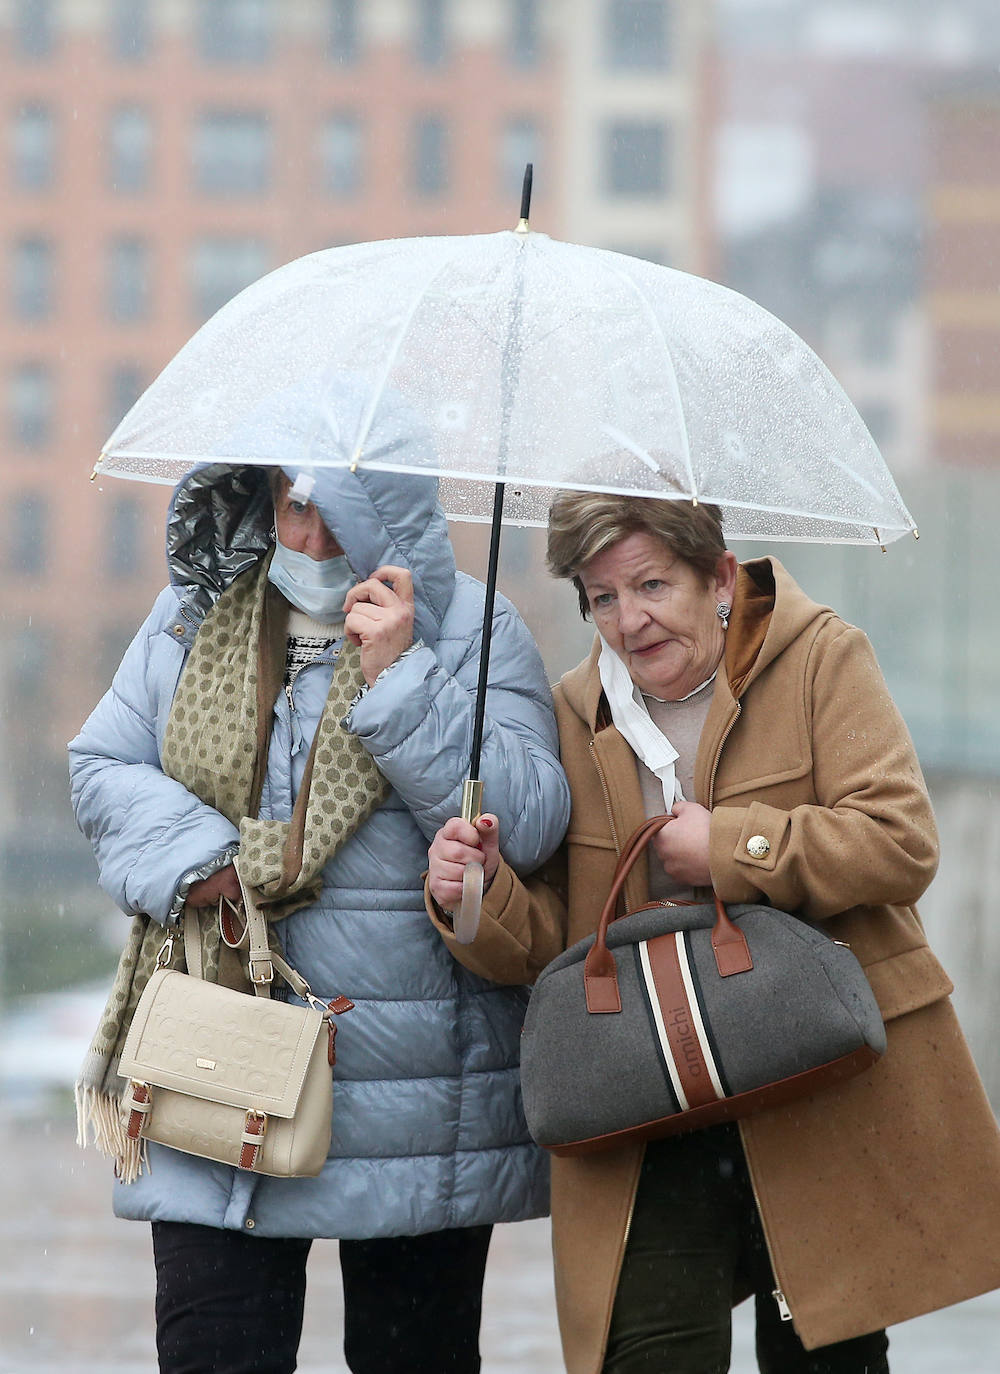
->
[[96, 228, 915, 544], [93, 189, 916, 938]]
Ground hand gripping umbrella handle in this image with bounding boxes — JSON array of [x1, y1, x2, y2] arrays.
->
[[454, 779, 484, 945]]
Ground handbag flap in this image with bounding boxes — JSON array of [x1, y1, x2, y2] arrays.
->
[[119, 968, 326, 1119]]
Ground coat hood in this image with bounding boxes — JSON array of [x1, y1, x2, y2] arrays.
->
[[164, 378, 455, 647], [558, 555, 833, 728]]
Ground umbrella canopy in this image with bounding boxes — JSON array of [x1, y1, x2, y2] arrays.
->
[[96, 229, 915, 547]]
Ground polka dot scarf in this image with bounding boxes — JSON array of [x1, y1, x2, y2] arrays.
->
[[162, 554, 389, 916]]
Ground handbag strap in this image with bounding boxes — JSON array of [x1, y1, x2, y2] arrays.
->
[[182, 863, 345, 1012], [582, 814, 753, 1014]]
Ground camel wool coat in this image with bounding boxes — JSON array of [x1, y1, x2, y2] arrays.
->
[[428, 556, 1000, 1372]]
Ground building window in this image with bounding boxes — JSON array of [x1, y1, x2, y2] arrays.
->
[[193, 110, 271, 194], [604, 0, 670, 70], [14, 0, 56, 58], [8, 492, 49, 576], [108, 106, 152, 193], [604, 120, 669, 197], [415, 0, 448, 67], [500, 117, 540, 198], [191, 236, 268, 318], [110, 0, 152, 60], [107, 495, 144, 576], [857, 314, 895, 365], [11, 105, 55, 190], [9, 363, 53, 450], [510, 0, 540, 67], [97, 624, 134, 685], [412, 114, 449, 197], [108, 236, 150, 321], [106, 362, 145, 434], [6, 623, 51, 715], [197, 0, 273, 62], [329, 0, 359, 62], [11, 236, 53, 320], [319, 113, 362, 195]]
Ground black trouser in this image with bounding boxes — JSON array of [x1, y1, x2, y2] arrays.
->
[[604, 1126, 890, 1374], [152, 1219, 493, 1374]]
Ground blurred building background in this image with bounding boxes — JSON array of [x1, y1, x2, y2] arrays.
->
[[1, 0, 999, 1105]]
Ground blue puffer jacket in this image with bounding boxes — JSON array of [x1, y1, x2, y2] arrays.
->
[[69, 447, 569, 1240]]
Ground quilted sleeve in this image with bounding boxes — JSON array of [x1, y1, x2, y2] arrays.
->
[[345, 586, 570, 875], [68, 591, 241, 925]]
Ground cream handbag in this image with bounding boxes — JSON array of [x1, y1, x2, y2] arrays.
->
[[118, 867, 352, 1177]]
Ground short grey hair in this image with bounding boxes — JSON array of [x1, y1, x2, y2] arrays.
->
[[546, 491, 727, 618]]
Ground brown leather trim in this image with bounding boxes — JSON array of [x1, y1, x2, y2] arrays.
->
[[584, 969, 622, 1013], [644, 933, 718, 1110], [125, 1081, 151, 1141], [239, 1111, 267, 1171], [711, 902, 754, 977], [220, 902, 246, 947], [545, 1045, 882, 1157]]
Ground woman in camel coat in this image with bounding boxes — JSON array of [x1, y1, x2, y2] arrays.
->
[[427, 492, 1000, 1373]]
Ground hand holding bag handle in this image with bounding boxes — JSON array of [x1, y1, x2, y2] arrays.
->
[[583, 814, 753, 1014]]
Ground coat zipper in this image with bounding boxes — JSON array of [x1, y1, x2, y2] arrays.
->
[[746, 1155, 794, 1320], [706, 700, 741, 808], [588, 739, 620, 852]]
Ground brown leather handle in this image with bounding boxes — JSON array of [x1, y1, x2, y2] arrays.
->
[[583, 814, 753, 1013]]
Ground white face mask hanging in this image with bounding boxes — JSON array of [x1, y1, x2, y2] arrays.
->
[[597, 635, 685, 809]]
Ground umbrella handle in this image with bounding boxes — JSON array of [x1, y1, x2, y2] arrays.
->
[[454, 777, 484, 945], [455, 862, 483, 945]]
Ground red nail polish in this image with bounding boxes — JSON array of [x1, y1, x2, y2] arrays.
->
[[480, 817, 494, 829]]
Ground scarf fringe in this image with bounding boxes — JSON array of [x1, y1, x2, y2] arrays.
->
[[75, 1082, 148, 1186]]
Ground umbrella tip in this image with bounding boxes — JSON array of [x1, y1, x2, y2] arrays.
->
[[912, 527, 920, 541], [515, 163, 533, 234]]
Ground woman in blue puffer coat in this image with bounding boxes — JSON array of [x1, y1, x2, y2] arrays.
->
[[69, 396, 569, 1374]]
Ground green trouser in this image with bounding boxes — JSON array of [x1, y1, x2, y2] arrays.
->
[[604, 1125, 890, 1374]]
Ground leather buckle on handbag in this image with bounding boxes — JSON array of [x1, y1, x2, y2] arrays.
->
[[239, 1110, 268, 1171], [125, 1080, 153, 1141], [249, 956, 274, 985]]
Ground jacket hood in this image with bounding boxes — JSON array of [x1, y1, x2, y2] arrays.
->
[[165, 378, 455, 647], [723, 556, 833, 697], [558, 555, 833, 727]]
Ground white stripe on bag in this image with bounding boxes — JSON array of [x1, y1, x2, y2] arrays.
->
[[638, 934, 727, 1106], [673, 931, 727, 1100], [638, 938, 690, 1111]]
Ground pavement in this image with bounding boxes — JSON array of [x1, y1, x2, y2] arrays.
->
[[1, 1108, 997, 1372]]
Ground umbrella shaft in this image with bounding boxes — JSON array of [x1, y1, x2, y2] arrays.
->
[[469, 480, 505, 778]]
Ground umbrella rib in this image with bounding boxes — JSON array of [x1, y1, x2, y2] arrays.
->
[[596, 259, 698, 501], [345, 246, 473, 470]]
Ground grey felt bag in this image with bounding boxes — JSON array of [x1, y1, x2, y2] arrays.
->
[[520, 815, 886, 1157]]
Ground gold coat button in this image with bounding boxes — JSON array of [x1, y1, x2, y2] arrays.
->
[[746, 834, 770, 858]]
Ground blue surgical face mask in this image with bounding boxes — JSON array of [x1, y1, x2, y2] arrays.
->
[[267, 535, 356, 624]]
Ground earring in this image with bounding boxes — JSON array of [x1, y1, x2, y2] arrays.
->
[[716, 602, 731, 630]]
